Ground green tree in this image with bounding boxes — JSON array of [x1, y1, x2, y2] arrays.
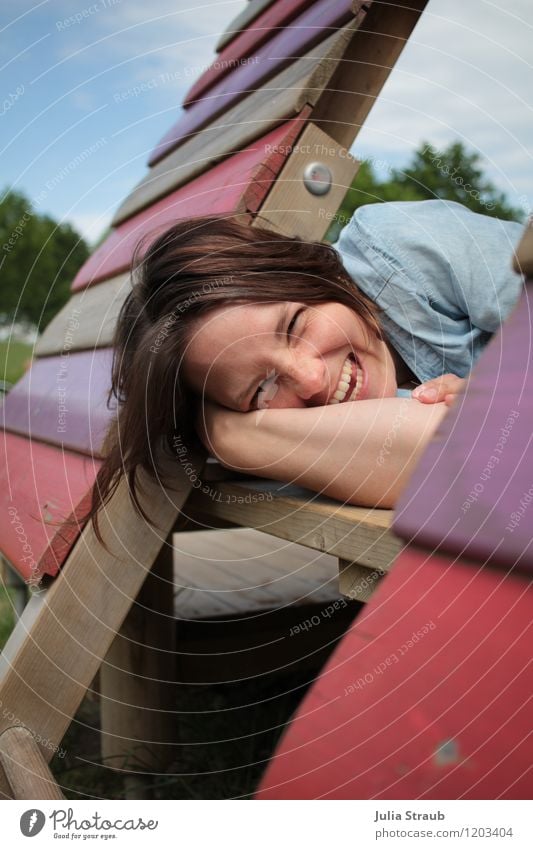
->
[[0, 187, 90, 331], [326, 140, 523, 243]]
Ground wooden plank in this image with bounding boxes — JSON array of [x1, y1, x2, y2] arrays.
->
[[252, 121, 360, 240], [0, 432, 99, 582], [393, 280, 533, 575], [36, 273, 131, 357], [75, 119, 314, 290], [338, 557, 384, 602], [0, 448, 196, 799], [184, 479, 402, 571], [100, 532, 177, 771], [3, 349, 114, 456], [148, 0, 356, 166], [0, 726, 65, 799], [215, 0, 277, 53], [112, 112, 309, 227], [257, 547, 533, 799], [186, 0, 323, 106], [172, 527, 343, 619], [311, 0, 428, 150]]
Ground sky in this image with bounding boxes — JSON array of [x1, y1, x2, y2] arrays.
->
[[1, 0, 532, 247]]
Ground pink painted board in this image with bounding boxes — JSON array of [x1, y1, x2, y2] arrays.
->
[[184, 1, 322, 106], [72, 117, 309, 290], [0, 431, 99, 581], [257, 546, 533, 799], [393, 280, 533, 576], [148, 0, 355, 165]]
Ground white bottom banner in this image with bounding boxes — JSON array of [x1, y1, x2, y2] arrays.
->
[[4, 799, 532, 848]]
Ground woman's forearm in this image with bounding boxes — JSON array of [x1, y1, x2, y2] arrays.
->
[[212, 398, 448, 508]]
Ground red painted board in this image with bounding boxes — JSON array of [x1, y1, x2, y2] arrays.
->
[[148, 0, 354, 166], [393, 279, 533, 576], [184, 1, 319, 107], [256, 546, 533, 799], [0, 431, 99, 582], [72, 116, 310, 291], [2, 349, 114, 457]]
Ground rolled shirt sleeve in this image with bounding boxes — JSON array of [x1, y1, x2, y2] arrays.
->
[[331, 200, 525, 382]]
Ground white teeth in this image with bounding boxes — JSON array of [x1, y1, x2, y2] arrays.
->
[[328, 355, 363, 404]]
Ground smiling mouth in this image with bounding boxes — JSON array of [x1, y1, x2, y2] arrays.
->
[[328, 353, 363, 404]]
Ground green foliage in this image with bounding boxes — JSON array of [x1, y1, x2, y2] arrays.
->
[[326, 140, 524, 243], [0, 339, 33, 386], [0, 187, 90, 331]]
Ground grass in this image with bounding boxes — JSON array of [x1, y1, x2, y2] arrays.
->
[[52, 669, 318, 800], [0, 582, 16, 651], [0, 338, 33, 387]]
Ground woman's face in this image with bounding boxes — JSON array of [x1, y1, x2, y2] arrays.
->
[[182, 300, 399, 412]]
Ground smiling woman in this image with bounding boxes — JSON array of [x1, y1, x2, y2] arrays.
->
[[82, 203, 524, 542]]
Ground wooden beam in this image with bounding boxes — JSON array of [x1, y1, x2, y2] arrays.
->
[[338, 557, 385, 602], [311, 0, 428, 149], [0, 451, 197, 799], [0, 726, 65, 800], [112, 19, 361, 226], [99, 532, 177, 772], [252, 122, 360, 240], [184, 480, 402, 572]]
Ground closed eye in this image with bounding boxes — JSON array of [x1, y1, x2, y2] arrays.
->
[[287, 307, 305, 337]]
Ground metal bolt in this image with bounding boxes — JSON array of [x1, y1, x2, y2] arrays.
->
[[303, 162, 332, 196]]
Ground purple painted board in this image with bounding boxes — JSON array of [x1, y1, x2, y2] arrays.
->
[[393, 278, 533, 575], [2, 349, 115, 457], [148, 0, 354, 166]]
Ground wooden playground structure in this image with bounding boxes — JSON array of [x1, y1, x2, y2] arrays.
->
[[0, 0, 531, 800]]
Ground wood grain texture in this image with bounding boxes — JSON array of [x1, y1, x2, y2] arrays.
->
[[115, 6, 365, 227], [183, 479, 402, 572], [393, 279, 533, 575], [0, 726, 65, 799], [172, 527, 344, 618], [3, 348, 115, 456], [0, 450, 196, 798], [186, 0, 323, 106], [100, 533, 177, 771], [36, 273, 131, 356], [257, 547, 533, 799], [0, 431, 99, 582], [215, 0, 278, 53], [75, 119, 312, 289], [311, 0, 428, 149], [338, 557, 384, 602], [148, 0, 356, 166], [252, 121, 359, 240], [112, 111, 309, 227]]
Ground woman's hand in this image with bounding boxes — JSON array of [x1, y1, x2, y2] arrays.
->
[[412, 373, 465, 407]]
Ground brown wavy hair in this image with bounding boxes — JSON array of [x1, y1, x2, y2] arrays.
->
[[81, 213, 383, 547]]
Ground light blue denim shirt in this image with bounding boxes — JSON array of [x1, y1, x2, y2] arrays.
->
[[331, 200, 524, 382]]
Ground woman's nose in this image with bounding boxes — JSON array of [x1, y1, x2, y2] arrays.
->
[[285, 354, 325, 400]]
